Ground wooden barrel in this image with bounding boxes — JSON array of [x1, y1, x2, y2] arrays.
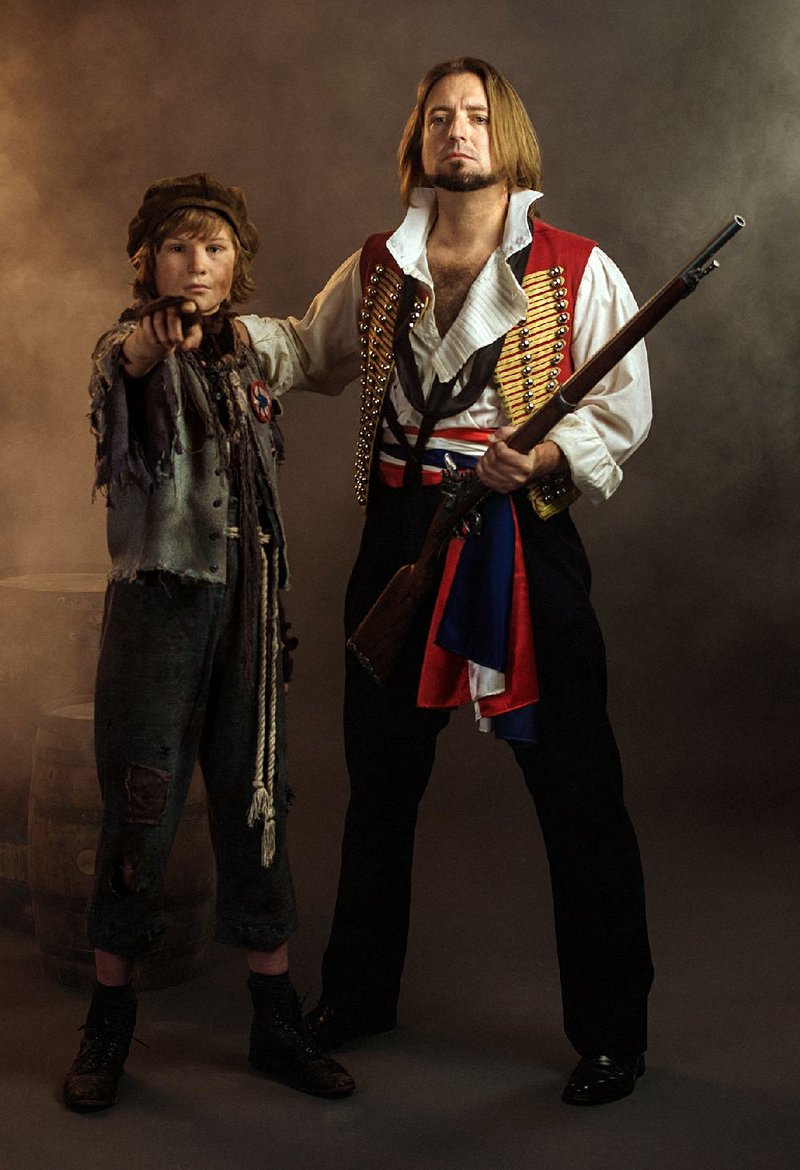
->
[[28, 701, 216, 990], [0, 571, 106, 931]]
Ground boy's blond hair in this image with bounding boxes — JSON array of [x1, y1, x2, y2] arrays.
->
[[131, 207, 256, 306]]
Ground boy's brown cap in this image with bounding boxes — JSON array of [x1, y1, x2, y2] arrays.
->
[[127, 172, 259, 257]]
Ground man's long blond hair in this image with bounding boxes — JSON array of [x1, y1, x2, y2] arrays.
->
[[397, 57, 543, 207]]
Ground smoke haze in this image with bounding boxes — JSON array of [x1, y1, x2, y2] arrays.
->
[[1, 0, 797, 854]]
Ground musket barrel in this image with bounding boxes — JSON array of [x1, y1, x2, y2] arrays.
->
[[682, 215, 746, 280]]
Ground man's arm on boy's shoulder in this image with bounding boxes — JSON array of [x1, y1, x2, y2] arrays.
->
[[237, 251, 362, 397]]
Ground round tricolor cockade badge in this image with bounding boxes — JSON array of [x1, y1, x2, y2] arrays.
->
[[249, 379, 273, 424]]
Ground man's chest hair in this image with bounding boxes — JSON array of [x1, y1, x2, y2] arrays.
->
[[428, 257, 484, 336]]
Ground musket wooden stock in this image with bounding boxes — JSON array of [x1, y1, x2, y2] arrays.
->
[[348, 216, 745, 685]]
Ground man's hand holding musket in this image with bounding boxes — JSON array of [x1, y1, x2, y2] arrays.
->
[[476, 430, 565, 492]]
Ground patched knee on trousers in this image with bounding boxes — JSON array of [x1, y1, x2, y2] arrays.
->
[[125, 764, 170, 825]]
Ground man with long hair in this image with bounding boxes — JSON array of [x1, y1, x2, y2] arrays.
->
[[241, 58, 654, 1106]]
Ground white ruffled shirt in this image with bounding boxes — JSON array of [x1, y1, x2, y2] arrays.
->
[[241, 189, 652, 502]]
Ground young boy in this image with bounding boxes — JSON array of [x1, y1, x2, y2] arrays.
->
[[63, 173, 354, 1111]]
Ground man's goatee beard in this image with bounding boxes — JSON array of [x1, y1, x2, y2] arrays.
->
[[425, 170, 499, 193]]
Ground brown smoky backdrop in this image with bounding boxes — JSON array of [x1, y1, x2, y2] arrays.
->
[[0, 0, 798, 970]]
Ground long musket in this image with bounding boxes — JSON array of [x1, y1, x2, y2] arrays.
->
[[348, 215, 746, 685]]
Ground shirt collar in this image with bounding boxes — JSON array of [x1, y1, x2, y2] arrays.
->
[[386, 187, 544, 283], [385, 188, 545, 382], [502, 187, 543, 256]]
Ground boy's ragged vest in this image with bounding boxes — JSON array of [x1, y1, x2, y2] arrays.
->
[[355, 219, 595, 520]]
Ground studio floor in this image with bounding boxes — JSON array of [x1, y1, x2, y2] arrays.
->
[[2, 798, 798, 1170]]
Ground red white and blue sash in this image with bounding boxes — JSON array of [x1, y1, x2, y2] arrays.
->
[[377, 425, 495, 488]]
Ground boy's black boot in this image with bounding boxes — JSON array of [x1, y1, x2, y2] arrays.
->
[[248, 972, 355, 1098], [63, 982, 138, 1112]]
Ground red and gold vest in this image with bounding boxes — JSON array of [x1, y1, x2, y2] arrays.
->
[[356, 219, 595, 519]]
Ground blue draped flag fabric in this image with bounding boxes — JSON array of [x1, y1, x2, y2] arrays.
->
[[417, 494, 539, 743]]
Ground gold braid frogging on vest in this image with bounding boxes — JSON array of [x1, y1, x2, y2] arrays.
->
[[494, 265, 580, 519]]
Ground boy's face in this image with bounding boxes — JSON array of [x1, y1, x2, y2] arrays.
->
[[154, 222, 236, 314]]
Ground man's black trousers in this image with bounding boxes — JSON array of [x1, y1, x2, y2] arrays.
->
[[321, 482, 654, 1057]]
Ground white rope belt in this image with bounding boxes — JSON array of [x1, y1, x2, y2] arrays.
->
[[225, 524, 280, 867]]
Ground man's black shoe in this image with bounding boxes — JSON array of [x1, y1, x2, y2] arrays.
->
[[63, 983, 138, 1112], [561, 1052, 645, 1106], [303, 1000, 396, 1052], [248, 975, 355, 1098]]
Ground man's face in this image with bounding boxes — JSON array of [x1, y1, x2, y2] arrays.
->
[[421, 72, 498, 192], [154, 222, 236, 313]]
